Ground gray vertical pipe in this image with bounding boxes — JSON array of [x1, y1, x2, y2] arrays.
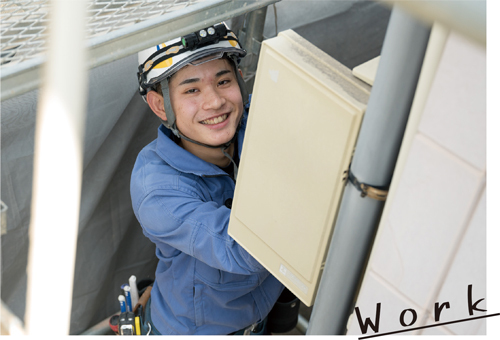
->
[[307, 7, 430, 335]]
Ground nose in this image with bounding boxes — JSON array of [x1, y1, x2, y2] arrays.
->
[[202, 87, 225, 111]]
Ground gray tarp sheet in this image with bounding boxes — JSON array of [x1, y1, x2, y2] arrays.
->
[[1, 54, 160, 334]]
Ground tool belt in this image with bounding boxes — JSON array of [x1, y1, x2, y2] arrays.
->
[[230, 288, 300, 335], [111, 284, 300, 335], [266, 287, 300, 334], [229, 317, 269, 335], [110, 285, 154, 335]]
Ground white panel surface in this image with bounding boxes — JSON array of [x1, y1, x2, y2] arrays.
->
[[418, 32, 486, 171], [228, 30, 370, 306], [372, 134, 484, 306]]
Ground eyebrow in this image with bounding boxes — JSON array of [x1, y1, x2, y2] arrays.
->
[[177, 69, 232, 86], [178, 77, 199, 86], [216, 69, 232, 77]]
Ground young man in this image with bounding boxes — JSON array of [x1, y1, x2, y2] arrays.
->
[[131, 23, 283, 335]]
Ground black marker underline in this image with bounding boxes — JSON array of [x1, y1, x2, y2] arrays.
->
[[358, 313, 500, 339]]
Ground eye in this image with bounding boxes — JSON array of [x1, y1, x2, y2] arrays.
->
[[185, 88, 198, 94], [218, 79, 231, 86]]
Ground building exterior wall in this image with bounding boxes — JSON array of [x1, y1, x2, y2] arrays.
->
[[346, 28, 486, 336]]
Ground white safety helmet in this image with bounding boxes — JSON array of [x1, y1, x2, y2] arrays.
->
[[137, 22, 248, 146]]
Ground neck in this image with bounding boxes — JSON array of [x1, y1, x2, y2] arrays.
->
[[180, 139, 234, 167]]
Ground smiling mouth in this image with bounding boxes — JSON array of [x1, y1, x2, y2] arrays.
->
[[200, 114, 228, 125]]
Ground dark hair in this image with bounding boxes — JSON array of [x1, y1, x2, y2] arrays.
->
[[154, 82, 163, 95]]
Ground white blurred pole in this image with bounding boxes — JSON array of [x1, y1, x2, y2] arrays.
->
[[379, 0, 486, 46], [25, 0, 88, 335]]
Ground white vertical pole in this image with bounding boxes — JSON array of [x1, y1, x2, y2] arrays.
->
[[25, 0, 88, 335]]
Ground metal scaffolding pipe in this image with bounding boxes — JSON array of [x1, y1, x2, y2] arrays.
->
[[1, 0, 279, 101], [24, 0, 89, 335], [307, 6, 431, 335], [239, 6, 268, 90]]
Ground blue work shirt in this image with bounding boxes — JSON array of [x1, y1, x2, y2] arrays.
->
[[130, 111, 283, 335]]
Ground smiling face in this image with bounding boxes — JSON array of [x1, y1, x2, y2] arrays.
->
[[168, 57, 244, 149]]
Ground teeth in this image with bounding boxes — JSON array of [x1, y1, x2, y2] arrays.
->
[[202, 114, 227, 125]]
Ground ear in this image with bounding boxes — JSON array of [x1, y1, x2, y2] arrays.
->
[[146, 91, 167, 121], [238, 69, 243, 78]]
